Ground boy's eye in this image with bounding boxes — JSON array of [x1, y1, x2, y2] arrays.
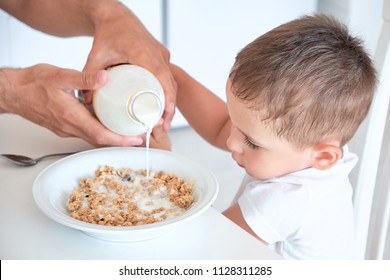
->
[[244, 136, 260, 150]]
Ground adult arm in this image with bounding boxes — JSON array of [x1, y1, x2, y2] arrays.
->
[[0, 0, 177, 130], [0, 0, 96, 36]]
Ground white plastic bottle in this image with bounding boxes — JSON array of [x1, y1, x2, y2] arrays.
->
[[93, 64, 164, 136]]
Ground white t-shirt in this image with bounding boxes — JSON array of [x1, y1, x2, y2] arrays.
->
[[235, 149, 357, 259]]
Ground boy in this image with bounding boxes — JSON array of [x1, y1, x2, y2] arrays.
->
[[168, 14, 377, 259]]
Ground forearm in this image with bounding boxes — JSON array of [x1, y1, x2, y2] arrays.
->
[[0, 67, 41, 115], [0, 0, 135, 37], [0, 68, 14, 114], [171, 64, 231, 150]]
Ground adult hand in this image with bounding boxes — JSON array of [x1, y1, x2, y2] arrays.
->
[[0, 64, 144, 147], [83, 1, 177, 131]]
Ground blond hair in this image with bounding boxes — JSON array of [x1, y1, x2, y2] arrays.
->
[[229, 14, 377, 149]]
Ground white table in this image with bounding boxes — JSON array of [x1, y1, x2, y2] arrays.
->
[[0, 114, 281, 260]]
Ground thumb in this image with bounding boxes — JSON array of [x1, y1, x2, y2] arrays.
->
[[65, 69, 109, 91], [81, 70, 109, 90]]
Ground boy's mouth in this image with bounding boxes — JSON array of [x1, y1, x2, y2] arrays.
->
[[231, 154, 244, 168]]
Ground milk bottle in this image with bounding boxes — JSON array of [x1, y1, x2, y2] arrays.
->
[[93, 64, 164, 136]]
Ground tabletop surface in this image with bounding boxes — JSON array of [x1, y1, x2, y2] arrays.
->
[[0, 114, 281, 260]]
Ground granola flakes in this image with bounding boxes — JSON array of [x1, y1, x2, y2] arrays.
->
[[67, 165, 194, 226]]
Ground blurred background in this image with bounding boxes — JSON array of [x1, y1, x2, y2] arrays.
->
[[0, 0, 382, 128]]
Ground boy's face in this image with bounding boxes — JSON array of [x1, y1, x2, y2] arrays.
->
[[225, 80, 313, 180]]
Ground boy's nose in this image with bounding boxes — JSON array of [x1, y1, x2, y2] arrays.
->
[[226, 127, 244, 154]]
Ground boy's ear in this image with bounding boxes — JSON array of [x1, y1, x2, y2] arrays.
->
[[310, 144, 342, 170]]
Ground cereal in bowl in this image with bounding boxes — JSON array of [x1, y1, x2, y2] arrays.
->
[[67, 165, 194, 226]]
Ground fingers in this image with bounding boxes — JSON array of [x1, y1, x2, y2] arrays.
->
[[83, 49, 112, 72], [59, 68, 109, 91], [13, 64, 145, 148], [58, 69, 109, 105], [151, 118, 165, 139], [71, 107, 145, 147], [162, 101, 176, 131], [150, 119, 172, 151], [47, 85, 144, 147]]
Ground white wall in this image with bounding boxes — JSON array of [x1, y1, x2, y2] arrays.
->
[[0, 0, 162, 70], [318, 0, 383, 56]]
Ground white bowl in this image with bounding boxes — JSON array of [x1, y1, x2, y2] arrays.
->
[[33, 147, 218, 242]]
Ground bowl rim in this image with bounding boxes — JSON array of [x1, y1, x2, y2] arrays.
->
[[32, 147, 219, 234]]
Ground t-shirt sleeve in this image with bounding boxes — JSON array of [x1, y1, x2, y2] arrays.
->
[[238, 181, 308, 244]]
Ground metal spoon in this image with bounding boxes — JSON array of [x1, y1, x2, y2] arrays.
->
[[0, 152, 78, 166]]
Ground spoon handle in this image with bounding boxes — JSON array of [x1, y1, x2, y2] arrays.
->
[[36, 152, 79, 161]]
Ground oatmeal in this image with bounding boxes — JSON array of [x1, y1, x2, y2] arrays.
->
[[67, 165, 194, 226]]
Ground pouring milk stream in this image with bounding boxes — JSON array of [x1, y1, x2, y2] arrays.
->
[[93, 64, 165, 176]]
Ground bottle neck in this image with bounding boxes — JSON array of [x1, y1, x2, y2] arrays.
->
[[127, 91, 163, 128]]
